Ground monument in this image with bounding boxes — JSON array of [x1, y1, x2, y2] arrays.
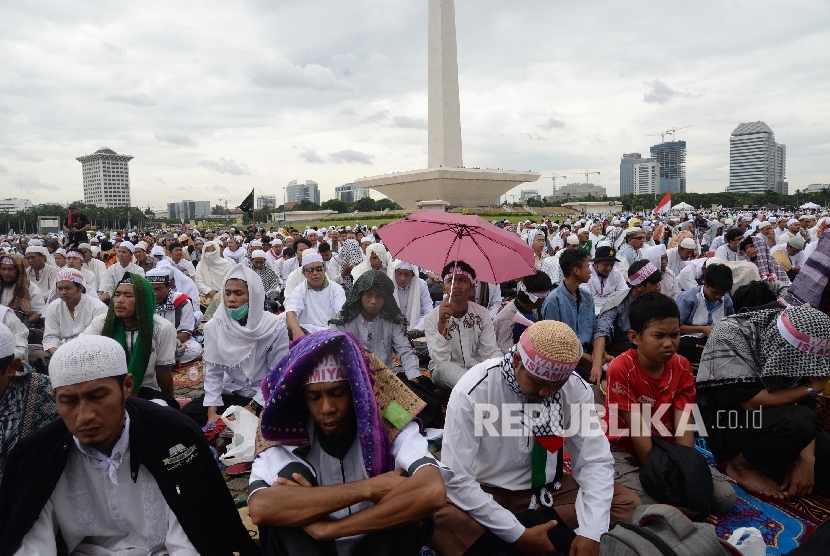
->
[[355, 0, 539, 209]]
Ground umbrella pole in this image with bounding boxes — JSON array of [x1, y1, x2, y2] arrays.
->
[[442, 235, 463, 339]]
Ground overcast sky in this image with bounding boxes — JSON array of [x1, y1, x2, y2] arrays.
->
[[1, 0, 828, 210]]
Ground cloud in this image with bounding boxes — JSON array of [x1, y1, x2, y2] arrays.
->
[[364, 110, 390, 123], [12, 176, 58, 190], [541, 118, 566, 129], [338, 108, 357, 116], [101, 41, 126, 56], [0, 164, 8, 174], [154, 131, 195, 146], [198, 158, 252, 175], [155, 177, 167, 185], [106, 92, 157, 107], [642, 80, 692, 104], [248, 58, 356, 91], [211, 184, 229, 193], [299, 148, 325, 164], [522, 133, 545, 141], [14, 154, 43, 162], [329, 149, 373, 165], [392, 116, 427, 129]]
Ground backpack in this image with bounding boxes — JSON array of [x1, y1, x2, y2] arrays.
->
[[600, 505, 741, 556]]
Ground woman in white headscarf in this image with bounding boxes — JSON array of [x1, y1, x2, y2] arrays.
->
[[643, 243, 679, 298], [526, 229, 548, 268], [183, 264, 289, 427], [351, 242, 394, 282], [223, 236, 245, 263], [195, 240, 233, 299]]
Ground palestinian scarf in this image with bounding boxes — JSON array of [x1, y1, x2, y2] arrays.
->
[[351, 243, 394, 282], [259, 329, 394, 477], [392, 261, 421, 328], [337, 239, 365, 290], [739, 234, 790, 283], [329, 270, 407, 328], [786, 233, 830, 309], [156, 288, 177, 315], [199, 240, 233, 291], [0, 254, 31, 314], [101, 273, 155, 394], [698, 306, 830, 392], [203, 264, 280, 379], [245, 256, 281, 295]]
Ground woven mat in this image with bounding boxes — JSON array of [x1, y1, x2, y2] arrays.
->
[[173, 360, 204, 388]]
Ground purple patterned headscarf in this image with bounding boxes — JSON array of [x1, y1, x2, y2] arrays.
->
[[740, 234, 790, 283], [787, 233, 830, 309], [260, 329, 394, 477]]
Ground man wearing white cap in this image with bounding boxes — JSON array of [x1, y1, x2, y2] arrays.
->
[[64, 248, 99, 294], [777, 218, 802, 246], [0, 335, 259, 556], [98, 241, 145, 303], [246, 249, 282, 301], [665, 237, 697, 277], [133, 241, 156, 273], [166, 241, 196, 277], [285, 252, 346, 339], [43, 269, 107, 354], [0, 322, 58, 484], [771, 235, 806, 278], [79, 243, 108, 294], [432, 321, 639, 555], [150, 244, 166, 263], [265, 237, 284, 272], [392, 260, 432, 331], [147, 267, 202, 364], [24, 246, 58, 295]]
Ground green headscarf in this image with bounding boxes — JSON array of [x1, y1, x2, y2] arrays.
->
[[101, 273, 155, 394], [328, 269, 408, 328]]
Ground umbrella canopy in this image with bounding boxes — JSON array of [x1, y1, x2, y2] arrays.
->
[[673, 202, 694, 210], [800, 202, 821, 210], [378, 210, 536, 284]]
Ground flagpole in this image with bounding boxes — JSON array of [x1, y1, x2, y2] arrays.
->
[[251, 187, 255, 231]]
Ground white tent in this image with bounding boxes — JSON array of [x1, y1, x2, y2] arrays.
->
[[674, 202, 694, 210], [800, 202, 821, 210]]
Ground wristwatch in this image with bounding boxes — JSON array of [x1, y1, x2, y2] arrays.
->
[[806, 384, 824, 399]]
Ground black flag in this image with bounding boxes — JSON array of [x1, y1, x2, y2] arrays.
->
[[238, 189, 254, 218]]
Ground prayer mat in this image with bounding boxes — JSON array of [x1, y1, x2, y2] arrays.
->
[[173, 360, 204, 388], [176, 397, 193, 407]]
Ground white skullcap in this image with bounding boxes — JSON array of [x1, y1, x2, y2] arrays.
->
[[361, 237, 373, 244], [25, 246, 49, 257], [49, 336, 129, 388], [788, 235, 805, 250], [0, 323, 14, 359], [679, 238, 697, 249], [54, 248, 66, 256], [78, 243, 91, 250], [251, 249, 267, 259], [151, 246, 165, 257], [272, 239, 283, 245], [566, 235, 579, 245], [250, 240, 262, 247], [394, 260, 415, 271], [624, 226, 643, 236], [302, 252, 324, 267], [769, 217, 778, 223], [120, 241, 135, 253], [757, 221, 772, 230], [345, 226, 352, 231], [135, 241, 148, 251], [705, 257, 725, 267], [787, 218, 799, 227], [90, 247, 101, 257], [28, 239, 44, 247]]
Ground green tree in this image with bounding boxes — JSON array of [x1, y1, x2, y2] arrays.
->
[[375, 198, 402, 211], [289, 199, 321, 212], [354, 197, 378, 212], [321, 199, 350, 213], [211, 204, 227, 215]]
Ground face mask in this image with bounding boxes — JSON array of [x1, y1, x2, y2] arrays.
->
[[226, 303, 249, 321]]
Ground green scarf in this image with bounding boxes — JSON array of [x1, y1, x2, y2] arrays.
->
[[101, 273, 155, 394]]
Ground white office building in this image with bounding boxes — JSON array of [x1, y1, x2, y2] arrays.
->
[[257, 195, 277, 209], [334, 183, 371, 203], [550, 182, 607, 201], [0, 198, 34, 212], [286, 180, 321, 205], [76, 147, 133, 208], [167, 200, 211, 220], [729, 122, 787, 194], [633, 160, 660, 195]]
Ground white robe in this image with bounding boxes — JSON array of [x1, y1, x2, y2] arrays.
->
[[99, 262, 146, 296], [284, 280, 346, 332], [26, 264, 58, 297], [394, 278, 432, 331], [83, 258, 109, 292], [587, 267, 628, 315], [42, 295, 108, 351]]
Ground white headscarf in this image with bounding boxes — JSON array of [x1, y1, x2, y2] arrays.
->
[[198, 240, 233, 292], [351, 243, 394, 282], [392, 259, 422, 328], [203, 264, 280, 379]]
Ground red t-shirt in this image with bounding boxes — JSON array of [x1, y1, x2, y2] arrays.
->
[[603, 349, 696, 453]]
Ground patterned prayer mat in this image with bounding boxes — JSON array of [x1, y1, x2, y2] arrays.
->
[[173, 360, 204, 388]]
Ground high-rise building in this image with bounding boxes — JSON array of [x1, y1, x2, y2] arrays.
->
[[520, 189, 541, 202], [286, 180, 320, 205], [0, 198, 34, 212], [649, 141, 686, 194], [550, 182, 607, 201], [167, 200, 211, 220], [619, 153, 643, 196], [633, 160, 660, 195], [334, 183, 371, 203], [729, 122, 787, 194], [76, 147, 134, 207], [257, 195, 277, 209]]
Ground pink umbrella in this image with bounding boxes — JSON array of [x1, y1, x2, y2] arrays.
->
[[378, 210, 536, 284]]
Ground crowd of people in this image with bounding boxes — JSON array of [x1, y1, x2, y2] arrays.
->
[[0, 204, 829, 555]]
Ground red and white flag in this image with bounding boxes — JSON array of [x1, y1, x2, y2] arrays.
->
[[653, 191, 672, 214]]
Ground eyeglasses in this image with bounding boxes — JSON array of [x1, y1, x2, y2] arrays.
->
[[632, 236, 646, 241], [303, 266, 325, 274]]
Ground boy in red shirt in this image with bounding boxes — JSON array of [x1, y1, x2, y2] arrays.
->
[[603, 292, 736, 517]]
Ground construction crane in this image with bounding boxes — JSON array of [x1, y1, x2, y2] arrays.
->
[[542, 173, 567, 198], [646, 131, 670, 143], [647, 125, 693, 143], [579, 170, 600, 185]]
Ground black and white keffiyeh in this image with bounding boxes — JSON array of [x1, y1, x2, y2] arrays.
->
[[500, 346, 564, 437]]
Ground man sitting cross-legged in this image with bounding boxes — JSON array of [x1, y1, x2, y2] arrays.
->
[[248, 329, 447, 556], [696, 305, 830, 500]]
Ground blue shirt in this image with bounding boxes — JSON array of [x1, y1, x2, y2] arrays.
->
[[677, 285, 735, 326], [542, 284, 596, 346]]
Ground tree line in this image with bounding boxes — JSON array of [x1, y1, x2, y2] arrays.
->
[[0, 202, 152, 235]]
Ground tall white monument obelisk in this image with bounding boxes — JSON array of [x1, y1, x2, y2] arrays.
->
[[356, 0, 538, 209]]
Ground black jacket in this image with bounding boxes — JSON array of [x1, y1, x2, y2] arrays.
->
[[0, 398, 258, 556]]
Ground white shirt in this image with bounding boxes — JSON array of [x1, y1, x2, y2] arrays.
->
[[99, 262, 146, 296], [587, 267, 628, 315], [1, 281, 45, 316], [250, 420, 445, 556], [282, 267, 305, 300], [474, 282, 503, 319], [84, 314, 177, 392], [0, 305, 29, 362], [714, 244, 740, 262], [677, 258, 708, 292], [26, 264, 58, 296], [396, 278, 432, 331], [442, 359, 614, 544], [770, 244, 806, 268], [202, 317, 289, 407], [43, 295, 108, 351], [83, 258, 109, 292], [15, 415, 198, 555], [285, 280, 346, 331], [172, 258, 196, 277], [156, 292, 198, 333]]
